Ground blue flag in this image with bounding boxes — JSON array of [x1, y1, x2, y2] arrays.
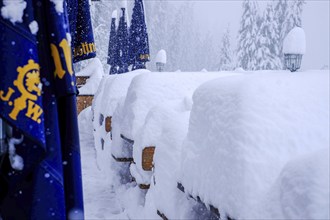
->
[[0, 0, 88, 219]]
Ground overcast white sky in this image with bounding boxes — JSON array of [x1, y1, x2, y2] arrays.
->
[[191, 0, 329, 70]]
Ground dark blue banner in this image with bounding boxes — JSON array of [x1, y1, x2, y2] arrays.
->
[[67, 0, 96, 63], [0, 6, 45, 148], [0, 0, 88, 219]]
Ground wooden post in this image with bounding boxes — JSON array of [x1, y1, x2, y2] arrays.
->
[[105, 116, 112, 132], [142, 146, 155, 171]]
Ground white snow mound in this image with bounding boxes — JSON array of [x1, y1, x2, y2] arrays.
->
[[78, 58, 104, 95], [283, 27, 306, 54], [155, 49, 167, 64], [180, 70, 329, 219]]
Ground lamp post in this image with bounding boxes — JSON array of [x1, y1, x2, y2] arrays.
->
[[283, 27, 306, 72]]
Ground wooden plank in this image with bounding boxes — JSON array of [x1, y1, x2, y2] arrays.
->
[[120, 134, 134, 144], [138, 184, 150, 190], [76, 95, 93, 114], [177, 182, 221, 220], [111, 154, 134, 163], [157, 210, 168, 220]]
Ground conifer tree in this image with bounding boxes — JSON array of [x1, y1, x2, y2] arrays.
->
[[287, 0, 305, 29], [144, 0, 170, 71], [108, 10, 118, 74], [117, 7, 129, 73], [237, 0, 259, 70], [256, 3, 282, 70], [218, 26, 233, 71], [90, 0, 119, 71], [129, 0, 150, 70], [273, 0, 289, 68]]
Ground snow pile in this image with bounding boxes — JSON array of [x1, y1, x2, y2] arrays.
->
[[180, 70, 329, 219], [138, 101, 194, 219], [118, 72, 237, 147], [264, 147, 329, 219], [92, 70, 147, 174], [155, 49, 166, 64], [283, 27, 306, 54], [78, 106, 94, 147], [1, 0, 26, 24], [77, 58, 104, 95], [118, 72, 238, 218], [128, 72, 237, 184], [120, 0, 127, 9]]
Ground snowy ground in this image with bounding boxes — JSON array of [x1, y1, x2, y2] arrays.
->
[[79, 107, 127, 219]]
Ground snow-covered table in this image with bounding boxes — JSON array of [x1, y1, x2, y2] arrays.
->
[[179, 70, 329, 219]]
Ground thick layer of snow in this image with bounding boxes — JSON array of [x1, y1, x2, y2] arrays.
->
[[137, 101, 194, 219], [283, 27, 306, 54], [78, 107, 94, 147], [82, 69, 329, 219], [79, 107, 126, 219], [180, 70, 329, 219], [264, 147, 329, 219], [78, 58, 104, 95], [92, 70, 147, 173], [121, 72, 239, 218], [120, 0, 127, 10], [1, 0, 26, 24], [118, 72, 237, 148], [155, 49, 167, 64]]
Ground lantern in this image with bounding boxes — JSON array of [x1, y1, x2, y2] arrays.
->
[[284, 54, 303, 72], [283, 27, 306, 72], [155, 49, 166, 72]]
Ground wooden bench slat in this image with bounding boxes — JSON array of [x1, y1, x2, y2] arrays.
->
[[111, 154, 134, 162]]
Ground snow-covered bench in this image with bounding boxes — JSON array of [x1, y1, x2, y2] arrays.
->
[[178, 70, 329, 219], [112, 72, 238, 190], [92, 70, 146, 178]]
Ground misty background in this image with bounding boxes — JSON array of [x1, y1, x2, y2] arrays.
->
[[90, 0, 329, 72]]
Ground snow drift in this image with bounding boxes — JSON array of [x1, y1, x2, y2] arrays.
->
[[179, 70, 329, 219]]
